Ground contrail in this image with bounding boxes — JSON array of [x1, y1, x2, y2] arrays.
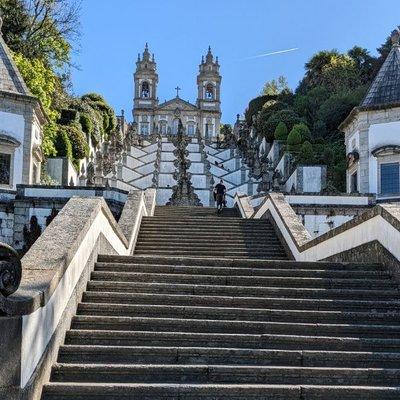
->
[[243, 48, 299, 60]]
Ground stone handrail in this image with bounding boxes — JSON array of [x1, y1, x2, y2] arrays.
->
[[235, 192, 255, 219], [0, 242, 21, 297], [0, 189, 155, 394], [235, 192, 400, 265]]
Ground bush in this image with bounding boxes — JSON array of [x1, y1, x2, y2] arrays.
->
[[287, 124, 304, 152], [264, 109, 302, 143], [54, 128, 73, 159], [291, 122, 311, 142], [67, 124, 90, 160], [79, 112, 93, 135], [274, 122, 288, 140], [297, 141, 315, 165]]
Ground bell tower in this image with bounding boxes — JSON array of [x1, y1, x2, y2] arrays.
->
[[197, 47, 222, 138], [133, 43, 158, 111]]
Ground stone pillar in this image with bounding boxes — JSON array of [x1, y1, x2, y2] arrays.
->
[[241, 165, 246, 184], [358, 128, 370, 193], [235, 156, 241, 170]]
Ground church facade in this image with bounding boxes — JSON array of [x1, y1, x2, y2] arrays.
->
[[132, 44, 221, 138]]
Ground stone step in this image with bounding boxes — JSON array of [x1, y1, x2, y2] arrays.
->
[[65, 329, 400, 352], [134, 244, 285, 252], [139, 219, 272, 225], [83, 291, 400, 312], [43, 382, 400, 400], [71, 315, 400, 338], [50, 363, 400, 386], [135, 234, 281, 242], [94, 263, 388, 279], [77, 302, 400, 325], [140, 222, 273, 229], [133, 250, 288, 259], [136, 234, 280, 241], [90, 271, 396, 289], [96, 255, 384, 271], [57, 344, 400, 368], [87, 281, 398, 300], [41, 383, 400, 400], [137, 228, 276, 235]]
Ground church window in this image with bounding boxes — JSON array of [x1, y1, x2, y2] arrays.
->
[[160, 120, 167, 135], [0, 153, 11, 186], [187, 123, 195, 136], [141, 81, 150, 98], [172, 118, 180, 135], [205, 83, 214, 100], [380, 163, 399, 195]]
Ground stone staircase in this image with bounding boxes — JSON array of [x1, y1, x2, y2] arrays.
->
[[134, 206, 286, 259], [41, 206, 400, 399]]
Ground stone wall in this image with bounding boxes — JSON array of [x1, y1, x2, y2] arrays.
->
[[0, 185, 128, 250]]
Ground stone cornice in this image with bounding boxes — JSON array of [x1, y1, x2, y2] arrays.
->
[[0, 90, 48, 124], [339, 103, 400, 132]]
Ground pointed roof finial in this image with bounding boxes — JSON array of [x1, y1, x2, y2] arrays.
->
[[137, 53, 140, 61], [142, 42, 150, 61], [391, 27, 400, 46], [206, 46, 213, 63], [152, 53, 155, 62], [201, 55, 204, 63]]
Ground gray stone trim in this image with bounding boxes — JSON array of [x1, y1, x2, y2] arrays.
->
[[255, 192, 400, 254]]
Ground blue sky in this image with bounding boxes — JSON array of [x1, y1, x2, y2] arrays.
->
[[71, 0, 399, 124]]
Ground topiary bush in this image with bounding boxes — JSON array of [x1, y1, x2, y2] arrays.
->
[[66, 124, 90, 160], [79, 112, 93, 135], [297, 141, 315, 165], [274, 122, 288, 141], [291, 122, 311, 142], [54, 128, 73, 159], [287, 124, 304, 152], [264, 109, 303, 143]]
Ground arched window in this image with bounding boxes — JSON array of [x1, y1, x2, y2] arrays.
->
[[187, 122, 195, 136], [141, 81, 150, 98], [205, 83, 214, 100], [172, 118, 180, 135], [159, 120, 167, 135]]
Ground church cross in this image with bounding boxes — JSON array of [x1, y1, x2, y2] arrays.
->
[[175, 86, 181, 98]]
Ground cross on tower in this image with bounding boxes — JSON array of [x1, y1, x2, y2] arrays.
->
[[175, 86, 181, 98]]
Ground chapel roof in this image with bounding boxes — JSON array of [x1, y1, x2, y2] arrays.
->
[[361, 28, 400, 108], [157, 97, 198, 111], [0, 20, 30, 96]]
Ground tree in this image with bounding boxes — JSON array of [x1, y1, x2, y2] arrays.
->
[[287, 125, 304, 152], [316, 87, 366, 136], [297, 141, 315, 165], [261, 109, 302, 143], [291, 122, 311, 142], [220, 123, 232, 137], [347, 46, 375, 84], [1, 0, 80, 67], [245, 94, 275, 126], [301, 50, 361, 92], [261, 76, 289, 95], [274, 122, 288, 141]]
